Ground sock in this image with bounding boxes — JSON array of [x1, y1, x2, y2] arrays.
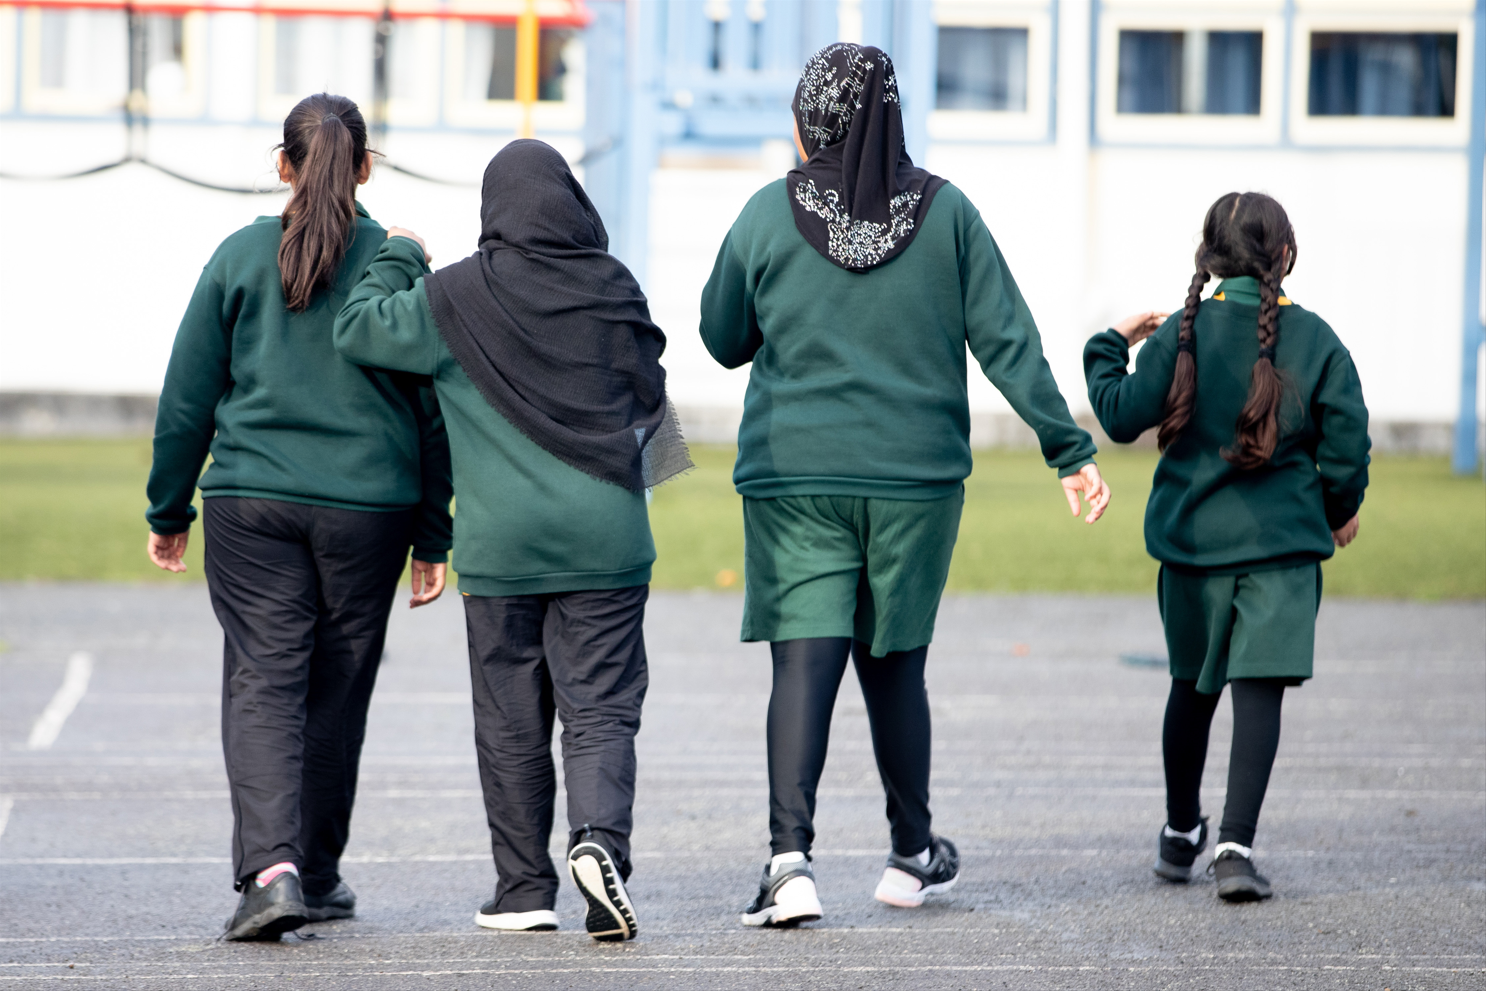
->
[[255, 862, 299, 888], [913, 847, 930, 866], [1164, 823, 1203, 845], [1214, 841, 1252, 860], [769, 851, 806, 876]]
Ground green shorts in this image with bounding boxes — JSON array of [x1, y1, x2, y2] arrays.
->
[[741, 491, 964, 657], [1158, 562, 1322, 694]]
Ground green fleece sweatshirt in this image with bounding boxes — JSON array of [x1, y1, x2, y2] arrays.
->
[[332, 236, 655, 597], [147, 202, 453, 562], [698, 180, 1096, 500], [1084, 276, 1370, 573]]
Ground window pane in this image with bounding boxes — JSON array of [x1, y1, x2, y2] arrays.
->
[[1117, 30, 1183, 114], [1205, 31, 1261, 114], [39, 10, 126, 94], [464, 24, 516, 101], [145, 16, 186, 100], [538, 28, 574, 101], [389, 21, 418, 101], [1309, 32, 1457, 117], [40, 10, 67, 88], [274, 18, 298, 95], [936, 27, 1028, 111]]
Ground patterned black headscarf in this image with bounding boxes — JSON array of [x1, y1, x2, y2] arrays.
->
[[423, 140, 691, 492], [787, 43, 947, 272]]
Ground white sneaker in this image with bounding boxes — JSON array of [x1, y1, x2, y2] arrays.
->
[[873, 835, 960, 908], [741, 858, 824, 927], [474, 905, 559, 931]]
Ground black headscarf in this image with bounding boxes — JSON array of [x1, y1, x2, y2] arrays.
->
[[787, 44, 947, 273], [423, 140, 690, 492]]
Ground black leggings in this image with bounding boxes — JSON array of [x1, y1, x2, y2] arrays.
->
[[766, 638, 932, 858], [1163, 678, 1287, 847]]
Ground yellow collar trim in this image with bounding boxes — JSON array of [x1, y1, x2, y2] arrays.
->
[[1213, 291, 1291, 305]]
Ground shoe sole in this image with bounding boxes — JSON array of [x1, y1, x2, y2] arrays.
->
[[740, 882, 823, 928], [475, 909, 559, 932], [1154, 858, 1194, 882], [874, 874, 958, 908], [303, 905, 355, 922], [224, 903, 308, 941], [568, 844, 637, 942], [1217, 877, 1273, 902]]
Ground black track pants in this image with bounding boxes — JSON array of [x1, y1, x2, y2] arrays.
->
[[767, 637, 932, 858], [1162, 677, 1287, 847], [203, 496, 412, 892], [464, 586, 649, 914]]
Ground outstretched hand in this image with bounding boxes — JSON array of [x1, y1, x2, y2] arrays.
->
[[410, 559, 446, 608], [147, 531, 189, 573], [1332, 514, 1360, 548], [1113, 310, 1169, 345], [1061, 463, 1110, 524], [387, 227, 432, 264]]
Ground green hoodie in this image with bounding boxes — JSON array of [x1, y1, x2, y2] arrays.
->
[[146, 203, 453, 561], [1084, 277, 1370, 573]]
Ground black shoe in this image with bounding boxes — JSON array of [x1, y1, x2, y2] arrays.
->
[[740, 857, 822, 928], [303, 881, 356, 922], [567, 834, 638, 941], [1210, 849, 1273, 902], [1154, 818, 1208, 882], [874, 834, 960, 907], [224, 872, 308, 941]]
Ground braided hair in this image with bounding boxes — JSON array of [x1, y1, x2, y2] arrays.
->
[[1158, 192, 1298, 468]]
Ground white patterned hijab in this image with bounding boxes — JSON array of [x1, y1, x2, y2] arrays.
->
[[787, 44, 946, 272]]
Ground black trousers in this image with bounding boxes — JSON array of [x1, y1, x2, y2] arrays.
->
[[464, 585, 649, 914], [1162, 677, 1287, 848], [767, 638, 932, 858], [203, 497, 411, 892]]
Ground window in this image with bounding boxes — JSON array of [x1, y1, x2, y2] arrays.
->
[[265, 16, 372, 116], [38, 9, 126, 96], [537, 29, 574, 101], [142, 16, 186, 101], [1117, 29, 1261, 115], [1308, 33, 1457, 118], [464, 24, 517, 101], [937, 27, 1028, 111]]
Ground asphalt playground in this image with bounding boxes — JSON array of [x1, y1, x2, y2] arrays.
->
[[0, 583, 1482, 989]]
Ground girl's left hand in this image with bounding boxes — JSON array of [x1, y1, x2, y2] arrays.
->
[[1113, 311, 1168, 345], [410, 559, 447, 607], [1061, 463, 1110, 524], [1332, 514, 1360, 548], [387, 227, 432, 264]]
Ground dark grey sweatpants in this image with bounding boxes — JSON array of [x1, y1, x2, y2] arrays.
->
[[203, 497, 411, 892], [463, 585, 649, 914]]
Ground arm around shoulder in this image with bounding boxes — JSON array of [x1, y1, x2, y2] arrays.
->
[[333, 236, 441, 376]]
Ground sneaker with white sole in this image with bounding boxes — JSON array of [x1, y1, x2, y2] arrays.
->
[[1154, 818, 1208, 882], [874, 834, 960, 908], [474, 903, 559, 931], [567, 834, 638, 941], [741, 856, 823, 928]]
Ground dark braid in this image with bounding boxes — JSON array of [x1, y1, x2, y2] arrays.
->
[[1157, 265, 1209, 451], [1158, 191, 1298, 468]]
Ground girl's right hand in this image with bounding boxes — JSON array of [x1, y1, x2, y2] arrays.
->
[[1113, 311, 1168, 344], [1332, 514, 1360, 548], [387, 227, 432, 264], [147, 531, 189, 573]]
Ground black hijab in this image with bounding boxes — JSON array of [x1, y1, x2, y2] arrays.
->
[[787, 44, 947, 273], [423, 140, 690, 492]]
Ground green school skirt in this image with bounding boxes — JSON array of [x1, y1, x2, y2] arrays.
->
[[1158, 562, 1322, 694], [741, 490, 964, 657]]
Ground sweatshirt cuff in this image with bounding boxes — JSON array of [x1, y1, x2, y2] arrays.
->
[[1098, 328, 1131, 357], [412, 548, 449, 564], [1057, 458, 1096, 479]]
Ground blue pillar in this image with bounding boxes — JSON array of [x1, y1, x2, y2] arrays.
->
[[1453, 0, 1485, 474], [893, 0, 935, 165], [617, 0, 663, 285], [582, 0, 627, 235]]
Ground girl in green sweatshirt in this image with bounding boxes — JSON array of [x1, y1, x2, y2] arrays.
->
[[1084, 191, 1370, 902]]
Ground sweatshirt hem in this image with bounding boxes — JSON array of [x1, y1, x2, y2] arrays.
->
[[1158, 551, 1329, 577], [456, 565, 653, 598], [734, 477, 963, 501], [201, 489, 417, 514]]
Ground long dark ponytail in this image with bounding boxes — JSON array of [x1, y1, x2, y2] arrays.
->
[[276, 93, 369, 313], [1158, 191, 1298, 468]]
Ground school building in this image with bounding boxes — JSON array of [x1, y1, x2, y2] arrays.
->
[[1, 0, 1482, 469]]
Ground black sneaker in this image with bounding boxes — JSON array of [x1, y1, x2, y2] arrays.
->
[[1154, 818, 1208, 882], [1210, 849, 1273, 902], [740, 857, 822, 928], [567, 834, 638, 941], [874, 834, 959, 907], [303, 880, 356, 922], [224, 872, 308, 941]]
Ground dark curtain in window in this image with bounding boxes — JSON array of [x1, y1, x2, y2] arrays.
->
[[1309, 33, 1457, 117], [1118, 31, 1183, 114], [936, 26, 1028, 111], [486, 26, 517, 101], [1206, 31, 1262, 114]]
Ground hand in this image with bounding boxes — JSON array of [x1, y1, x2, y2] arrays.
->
[[387, 227, 432, 264], [147, 531, 189, 573], [1113, 311, 1168, 345], [409, 559, 446, 607], [1332, 514, 1360, 548], [1062, 463, 1110, 524]]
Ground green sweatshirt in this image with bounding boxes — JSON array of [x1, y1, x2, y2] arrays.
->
[[332, 236, 655, 597], [147, 202, 453, 562], [1084, 277, 1370, 573], [698, 180, 1096, 500]]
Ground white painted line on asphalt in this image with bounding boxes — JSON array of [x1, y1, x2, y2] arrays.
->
[[25, 653, 93, 751]]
